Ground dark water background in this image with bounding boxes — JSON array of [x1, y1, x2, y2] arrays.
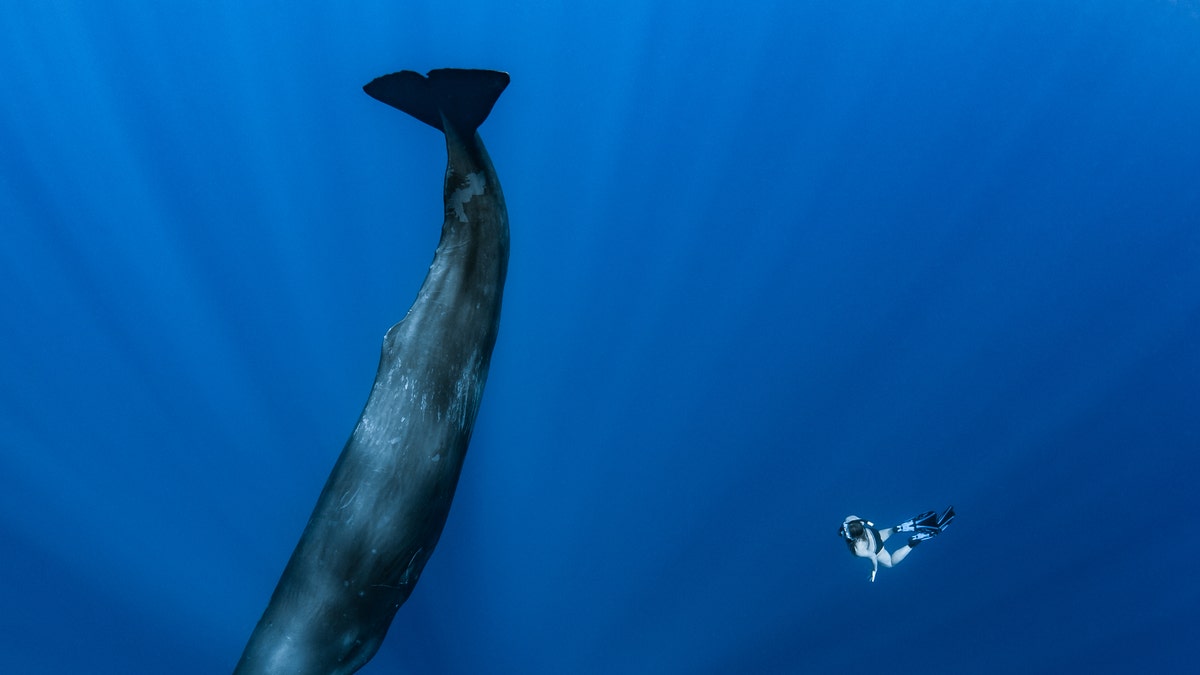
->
[[3, 2, 1198, 673]]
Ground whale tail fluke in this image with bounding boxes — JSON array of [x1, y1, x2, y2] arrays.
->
[[364, 68, 509, 135]]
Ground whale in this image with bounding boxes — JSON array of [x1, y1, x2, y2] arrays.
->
[[235, 68, 510, 675]]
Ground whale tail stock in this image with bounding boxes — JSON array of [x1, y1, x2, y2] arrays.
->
[[363, 68, 509, 135]]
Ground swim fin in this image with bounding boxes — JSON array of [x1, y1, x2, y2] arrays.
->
[[895, 510, 939, 533], [935, 505, 955, 531], [911, 528, 946, 543], [902, 506, 955, 543]]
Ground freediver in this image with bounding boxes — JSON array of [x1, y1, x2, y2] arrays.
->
[[839, 506, 955, 582]]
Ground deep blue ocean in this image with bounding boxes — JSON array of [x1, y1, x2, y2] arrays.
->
[[3, 2, 1198, 673]]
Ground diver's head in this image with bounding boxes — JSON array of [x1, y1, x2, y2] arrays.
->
[[839, 515, 871, 540]]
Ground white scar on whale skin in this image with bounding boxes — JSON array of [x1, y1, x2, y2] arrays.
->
[[450, 172, 484, 222]]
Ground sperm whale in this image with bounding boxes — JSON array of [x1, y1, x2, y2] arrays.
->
[[235, 68, 510, 675]]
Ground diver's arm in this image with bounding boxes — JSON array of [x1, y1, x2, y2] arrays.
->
[[869, 557, 878, 582]]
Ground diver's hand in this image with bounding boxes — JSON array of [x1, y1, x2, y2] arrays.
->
[[869, 569, 876, 582]]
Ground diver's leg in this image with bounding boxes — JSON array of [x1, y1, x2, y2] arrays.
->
[[878, 526, 894, 543], [878, 541, 920, 568], [889, 542, 916, 566]]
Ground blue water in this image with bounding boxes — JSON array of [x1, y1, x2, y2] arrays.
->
[[3, 2, 1198, 673]]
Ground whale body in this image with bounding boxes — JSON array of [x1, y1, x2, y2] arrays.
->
[[235, 68, 510, 675]]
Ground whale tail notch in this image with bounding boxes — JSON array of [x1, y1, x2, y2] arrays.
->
[[364, 68, 509, 135]]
